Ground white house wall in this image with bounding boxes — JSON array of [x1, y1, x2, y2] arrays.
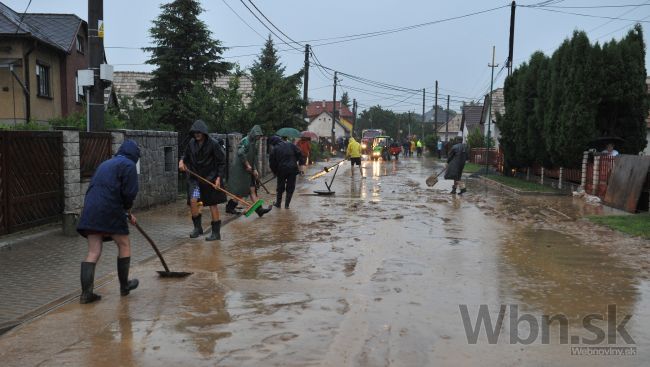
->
[[307, 113, 347, 139]]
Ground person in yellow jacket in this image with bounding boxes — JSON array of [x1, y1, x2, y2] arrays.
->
[[410, 140, 416, 157], [346, 137, 364, 177], [416, 139, 423, 157]]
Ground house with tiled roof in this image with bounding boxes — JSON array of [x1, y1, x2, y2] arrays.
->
[[112, 71, 253, 107], [481, 88, 504, 148], [306, 100, 354, 121], [461, 104, 484, 140], [307, 111, 352, 141], [436, 114, 466, 141], [0, 1, 90, 124]]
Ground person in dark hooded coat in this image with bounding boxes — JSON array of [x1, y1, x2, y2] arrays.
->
[[76, 139, 141, 304], [444, 137, 468, 195], [179, 120, 227, 241], [268, 135, 305, 209]]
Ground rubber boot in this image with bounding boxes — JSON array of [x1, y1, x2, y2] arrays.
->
[[284, 192, 293, 209], [458, 188, 467, 195], [450, 186, 457, 195], [117, 257, 139, 296], [80, 262, 101, 304], [225, 200, 241, 215], [274, 193, 282, 208], [256, 205, 273, 217], [190, 214, 203, 238], [205, 220, 221, 241]]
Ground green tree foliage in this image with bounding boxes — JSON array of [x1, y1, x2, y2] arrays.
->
[[138, 0, 231, 133], [467, 126, 486, 149], [249, 37, 305, 134], [356, 106, 398, 137], [498, 26, 648, 168], [341, 92, 350, 108]]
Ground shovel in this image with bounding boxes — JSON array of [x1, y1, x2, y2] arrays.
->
[[130, 218, 192, 278], [426, 167, 447, 187], [186, 169, 264, 217]]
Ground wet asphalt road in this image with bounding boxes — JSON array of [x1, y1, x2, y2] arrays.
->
[[0, 156, 649, 366]]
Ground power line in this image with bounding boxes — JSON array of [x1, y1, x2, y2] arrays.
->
[[247, 0, 303, 47], [237, 0, 303, 52], [14, 0, 33, 34], [522, 6, 650, 23], [220, 0, 265, 40], [535, 3, 650, 9]]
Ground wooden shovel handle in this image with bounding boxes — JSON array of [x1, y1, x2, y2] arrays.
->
[[185, 169, 252, 208]]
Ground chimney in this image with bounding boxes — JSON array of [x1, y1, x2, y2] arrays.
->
[[322, 100, 326, 108]]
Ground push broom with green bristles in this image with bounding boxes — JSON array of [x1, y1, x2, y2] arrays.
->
[[186, 169, 264, 217]]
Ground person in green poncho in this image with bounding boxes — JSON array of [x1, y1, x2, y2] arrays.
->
[[225, 125, 273, 217]]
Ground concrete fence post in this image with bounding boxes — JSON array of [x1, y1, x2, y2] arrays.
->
[[580, 151, 588, 190], [592, 155, 600, 196], [559, 167, 563, 190], [62, 130, 81, 236]]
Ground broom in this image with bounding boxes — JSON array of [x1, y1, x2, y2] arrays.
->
[[425, 167, 447, 187], [186, 169, 264, 217]]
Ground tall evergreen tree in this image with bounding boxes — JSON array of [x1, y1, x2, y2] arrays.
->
[[341, 92, 350, 108], [138, 0, 231, 133], [249, 37, 305, 133]]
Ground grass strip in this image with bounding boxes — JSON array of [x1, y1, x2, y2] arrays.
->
[[487, 175, 559, 193], [587, 214, 650, 239]]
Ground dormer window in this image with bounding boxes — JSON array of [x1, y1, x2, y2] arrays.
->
[[76, 35, 84, 54]]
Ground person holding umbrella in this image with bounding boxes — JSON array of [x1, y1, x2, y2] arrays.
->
[[268, 135, 305, 209]]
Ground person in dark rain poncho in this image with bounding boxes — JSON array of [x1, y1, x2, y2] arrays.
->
[[178, 120, 228, 241], [268, 135, 305, 209], [77, 140, 141, 304]]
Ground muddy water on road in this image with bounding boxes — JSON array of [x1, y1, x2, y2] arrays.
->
[[0, 157, 648, 366]]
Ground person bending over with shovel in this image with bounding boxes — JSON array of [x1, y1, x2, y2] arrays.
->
[[76, 140, 141, 304], [225, 125, 273, 217], [268, 135, 305, 209], [445, 137, 469, 195], [178, 120, 227, 241]]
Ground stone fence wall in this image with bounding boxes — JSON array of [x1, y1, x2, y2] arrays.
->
[[62, 129, 178, 235]]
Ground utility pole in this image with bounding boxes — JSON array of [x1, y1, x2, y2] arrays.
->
[[331, 71, 338, 151], [434, 81, 438, 138], [485, 46, 498, 175], [408, 111, 412, 137], [507, 1, 516, 76], [303, 44, 310, 118], [445, 94, 450, 147], [88, 0, 104, 131], [421, 88, 425, 139], [352, 98, 357, 137]]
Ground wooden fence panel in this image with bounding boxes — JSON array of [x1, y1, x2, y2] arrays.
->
[[80, 132, 112, 178], [0, 133, 6, 234], [2, 131, 63, 233]]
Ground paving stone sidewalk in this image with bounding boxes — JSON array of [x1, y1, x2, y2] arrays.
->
[[0, 161, 331, 334]]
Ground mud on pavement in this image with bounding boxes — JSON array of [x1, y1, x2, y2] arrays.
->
[[0, 156, 649, 366]]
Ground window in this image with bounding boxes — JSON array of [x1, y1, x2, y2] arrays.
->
[[76, 35, 84, 53], [36, 63, 50, 98]]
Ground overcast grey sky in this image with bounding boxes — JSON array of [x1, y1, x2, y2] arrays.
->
[[5, 0, 650, 113]]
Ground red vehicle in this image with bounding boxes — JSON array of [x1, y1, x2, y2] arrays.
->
[[389, 141, 402, 160], [361, 129, 384, 155]]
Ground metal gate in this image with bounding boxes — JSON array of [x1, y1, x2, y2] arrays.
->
[[0, 131, 63, 234]]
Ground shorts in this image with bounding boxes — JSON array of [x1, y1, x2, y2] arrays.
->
[[350, 157, 361, 166], [190, 183, 201, 200]]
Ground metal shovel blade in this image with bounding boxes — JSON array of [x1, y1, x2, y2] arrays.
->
[[157, 271, 193, 278]]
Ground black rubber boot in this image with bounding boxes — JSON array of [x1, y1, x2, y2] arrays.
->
[[274, 193, 282, 208], [225, 200, 241, 215], [190, 214, 203, 238], [450, 186, 457, 195], [80, 262, 101, 304], [205, 220, 221, 241], [117, 257, 139, 296], [458, 188, 467, 195], [285, 192, 293, 209], [256, 205, 273, 217]]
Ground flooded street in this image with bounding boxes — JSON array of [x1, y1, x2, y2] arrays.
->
[[1, 156, 649, 366]]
